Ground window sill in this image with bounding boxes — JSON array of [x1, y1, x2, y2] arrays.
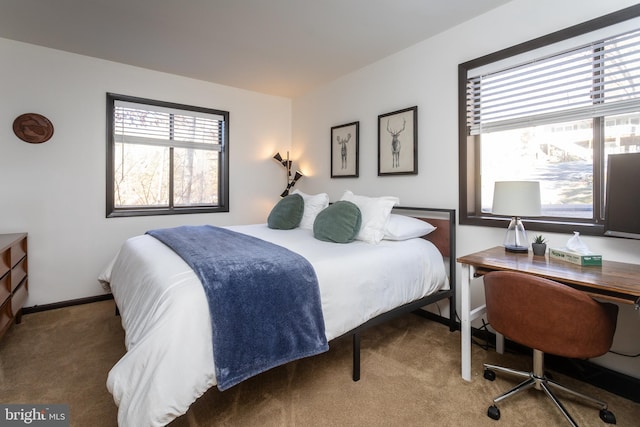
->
[[107, 206, 229, 218], [460, 215, 605, 237]]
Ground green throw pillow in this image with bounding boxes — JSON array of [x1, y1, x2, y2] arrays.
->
[[313, 201, 362, 243], [267, 194, 304, 230]]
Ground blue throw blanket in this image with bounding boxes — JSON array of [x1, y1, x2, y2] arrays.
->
[[147, 225, 328, 390]]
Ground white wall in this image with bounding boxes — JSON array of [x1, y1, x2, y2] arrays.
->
[[0, 38, 292, 307], [2, 0, 638, 379], [292, 0, 640, 378]]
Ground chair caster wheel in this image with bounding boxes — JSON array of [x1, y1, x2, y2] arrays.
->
[[599, 409, 616, 424], [483, 369, 496, 381], [487, 405, 500, 420]]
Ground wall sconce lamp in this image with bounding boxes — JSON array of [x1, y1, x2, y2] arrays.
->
[[492, 181, 541, 252], [273, 151, 303, 197]]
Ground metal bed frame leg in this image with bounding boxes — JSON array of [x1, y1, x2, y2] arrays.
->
[[449, 295, 456, 332], [352, 332, 360, 381]]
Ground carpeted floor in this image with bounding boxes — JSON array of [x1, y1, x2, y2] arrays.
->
[[0, 300, 639, 426]]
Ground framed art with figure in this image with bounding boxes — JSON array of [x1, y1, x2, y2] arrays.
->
[[378, 106, 417, 175], [331, 121, 359, 178]]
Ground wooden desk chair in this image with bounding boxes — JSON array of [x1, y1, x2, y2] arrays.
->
[[482, 271, 619, 426]]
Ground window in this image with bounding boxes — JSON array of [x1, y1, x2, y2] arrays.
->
[[106, 93, 229, 217], [459, 6, 640, 235]]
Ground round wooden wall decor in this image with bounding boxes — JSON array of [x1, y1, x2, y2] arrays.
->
[[12, 113, 54, 144]]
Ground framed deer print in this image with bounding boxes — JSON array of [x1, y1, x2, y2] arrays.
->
[[331, 121, 359, 178], [378, 106, 418, 175]]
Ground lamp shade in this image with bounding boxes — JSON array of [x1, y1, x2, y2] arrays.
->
[[492, 181, 541, 217]]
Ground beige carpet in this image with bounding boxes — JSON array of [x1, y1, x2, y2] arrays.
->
[[1, 300, 639, 426]]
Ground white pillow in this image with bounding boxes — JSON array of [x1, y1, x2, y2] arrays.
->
[[383, 214, 436, 241], [340, 190, 399, 244], [291, 190, 330, 230]]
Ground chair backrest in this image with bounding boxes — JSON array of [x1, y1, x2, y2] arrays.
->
[[483, 271, 618, 359]]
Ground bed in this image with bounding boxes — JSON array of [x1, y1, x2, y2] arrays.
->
[[100, 198, 456, 427]]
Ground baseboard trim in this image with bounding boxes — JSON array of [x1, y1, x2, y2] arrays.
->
[[412, 308, 459, 329], [22, 293, 114, 314]]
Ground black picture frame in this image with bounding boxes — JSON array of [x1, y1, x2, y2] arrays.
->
[[331, 121, 359, 178], [378, 106, 418, 175]]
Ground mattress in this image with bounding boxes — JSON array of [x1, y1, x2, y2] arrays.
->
[[100, 224, 448, 427]]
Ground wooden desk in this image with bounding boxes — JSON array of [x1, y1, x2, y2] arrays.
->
[[457, 246, 640, 382]]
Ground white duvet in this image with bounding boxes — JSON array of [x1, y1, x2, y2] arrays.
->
[[100, 224, 448, 427]]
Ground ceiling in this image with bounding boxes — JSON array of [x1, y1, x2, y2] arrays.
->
[[0, 0, 512, 98]]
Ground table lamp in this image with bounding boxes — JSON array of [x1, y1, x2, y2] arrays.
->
[[492, 181, 541, 252]]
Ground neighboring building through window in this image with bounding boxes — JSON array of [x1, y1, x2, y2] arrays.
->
[[458, 6, 640, 235], [106, 93, 229, 217]]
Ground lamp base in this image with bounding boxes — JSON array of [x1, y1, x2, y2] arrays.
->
[[504, 245, 529, 253], [503, 217, 529, 253]]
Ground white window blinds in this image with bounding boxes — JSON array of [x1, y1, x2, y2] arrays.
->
[[114, 100, 225, 151], [467, 28, 640, 135]]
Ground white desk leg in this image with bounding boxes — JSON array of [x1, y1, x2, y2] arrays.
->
[[496, 332, 505, 354], [461, 264, 472, 381], [461, 264, 489, 381]]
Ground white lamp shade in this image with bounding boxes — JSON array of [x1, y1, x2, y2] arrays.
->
[[492, 181, 541, 217]]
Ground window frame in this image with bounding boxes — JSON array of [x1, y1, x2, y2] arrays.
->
[[106, 93, 229, 218], [458, 5, 640, 236]]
